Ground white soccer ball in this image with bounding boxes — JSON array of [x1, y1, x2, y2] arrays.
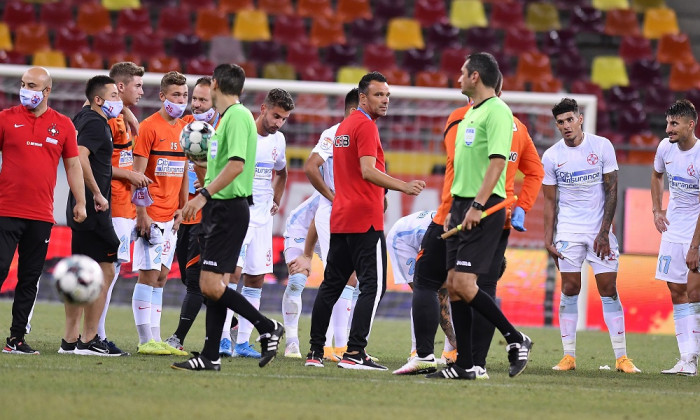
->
[[180, 120, 215, 162], [52, 255, 104, 304]]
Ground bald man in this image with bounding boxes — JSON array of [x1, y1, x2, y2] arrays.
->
[[0, 67, 87, 355]]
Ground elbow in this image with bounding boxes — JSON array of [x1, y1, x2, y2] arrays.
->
[[360, 168, 372, 181]]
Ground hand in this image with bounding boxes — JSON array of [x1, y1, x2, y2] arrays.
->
[[72, 202, 87, 223], [192, 159, 207, 168], [653, 209, 669, 233], [403, 180, 426, 196], [128, 171, 152, 188], [686, 246, 700, 272], [593, 231, 611, 260], [193, 178, 202, 190], [545, 243, 564, 261], [270, 201, 279, 215], [461, 207, 481, 230], [173, 209, 183, 232], [289, 254, 312, 276], [182, 194, 206, 222], [511, 206, 527, 232], [443, 213, 451, 232], [136, 212, 153, 238], [94, 193, 109, 212]]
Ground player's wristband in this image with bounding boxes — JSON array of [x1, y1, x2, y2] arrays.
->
[[199, 188, 212, 201], [471, 201, 485, 211]]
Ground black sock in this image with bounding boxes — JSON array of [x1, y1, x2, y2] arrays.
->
[[218, 287, 274, 334], [471, 282, 497, 368], [202, 298, 226, 361], [412, 285, 440, 358], [470, 289, 522, 344], [174, 292, 204, 344], [451, 300, 473, 369]]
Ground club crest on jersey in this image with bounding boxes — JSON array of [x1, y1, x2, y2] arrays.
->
[[688, 163, 697, 177], [271, 147, 279, 161], [587, 153, 599, 165], [321, 136, 332, 151], [48, 123, 59, 137]]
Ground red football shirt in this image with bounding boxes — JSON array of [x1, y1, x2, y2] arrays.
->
[[330, 109, 386, 233], [0, 105, 78, 223]]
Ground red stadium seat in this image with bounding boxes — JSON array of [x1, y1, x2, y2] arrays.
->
[[627, 132, 659, 164], [604, 8, 640, 37], [607, 86, 641, 112], [181, 0, 215, 13], [108, 52, 142, 68], [186, 57, 216, 76], [300, 63, 334, 82], [644, 85, 675, 114], [131, 32, 165, 59], [325, 44, 358, 70], [93, 31, 126, 59], [375, 0, 405, 22], [348, 18, 384, 46], [571, 79, 608, 112], [619, 35, 653, 63], [14, 23, 50, 56], [208, 36, 245, 65], [556, 51, 587, 84], [439, 47, 469, 75], [218, 0, 254, 13], [657, 33, 695, 64], [403, 48, 435, 73], [426, 22, 461, 50], [3, 0, 36, 31], [238, 61, 258, 78], [0, 50, 28, 65], [39, 1, 73, 31], [363, 44, 396, 70], [504, 27, 538, 57], [259, 0, 295, 15], [618, 103, 650, 136], [69, 51, 105, 69], [569, 6, 605, 34], [116, 8, 152, 37], [464, 27, 500, 54], [491, 1, 524, 30], [414, 0, 448, 27], [502, 74, 525, 92], [273, 14, 308, 46], [248, 41, 283, 66], [157, 7, 193, 39], [171, 34, 204, 61], [541, 29, 577, 56], [628, 58, 663, 88], [287, 41, 320, 72], [55, 26, 90, 56], [147, 56, 182, 73], [76, 3, 112, 35], [415, 70, 448, 88], [381, 68, 411, 86]]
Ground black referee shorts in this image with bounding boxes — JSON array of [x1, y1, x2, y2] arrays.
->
[[199, 197, 249, 274], [413, 221, 447, 291], [446, 195, 506, 275], [71, 224, 120, 263]]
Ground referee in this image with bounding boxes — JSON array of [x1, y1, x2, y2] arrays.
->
[[0, 67, 87, 355], [305, 72, 425, 370]]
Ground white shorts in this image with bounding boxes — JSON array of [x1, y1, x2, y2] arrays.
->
[[132, 220, 177, 271], [555, 232, 619, 274], [315, 199, 332, 268], [112, 217, 136, 263], [283, 235, 321, 264], [656, 240, 693, 284], [237, 221, 273, 275], [386, 229, 417, 285]]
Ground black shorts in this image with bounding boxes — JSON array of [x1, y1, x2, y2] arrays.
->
[[413, 221, 447, 291], [446, 195, 506, 274], [199, 197, 249, 274], [71, 225, 120, 263]]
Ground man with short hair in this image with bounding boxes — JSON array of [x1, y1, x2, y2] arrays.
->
[[0, 67, 87, 355], [543, 97, 639, 373], [652, 99, 700, 375]]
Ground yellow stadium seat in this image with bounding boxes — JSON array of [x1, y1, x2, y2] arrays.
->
[[525, 2, 561, 32], [262, 63, 297, 80], [102, 0, 141, 10], [32, 50, 66, 68], [592, 0, 629, 11], [386, 18, 424, 51], [591, 56, 629, 89], [449, 0, 487, 30], [337, 66, 369, 85], [233, 9, 271, 41], [0, 23, 12, 51], [642, 7, 679, 39], [632, 0, 666, 12]]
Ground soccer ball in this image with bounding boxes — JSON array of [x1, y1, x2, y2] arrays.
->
[[52, 255, 104, 304], [180, 120, 214, 162]]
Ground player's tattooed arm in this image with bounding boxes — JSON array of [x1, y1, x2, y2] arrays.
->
[[438, 287, 457, 349], [595, 170, 618, 259]]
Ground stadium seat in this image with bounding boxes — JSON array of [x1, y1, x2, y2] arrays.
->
[[55, 26, 90, 56], [554, 0, 588, 9], [464, 27, 500, 53], [515, 51, 553, 83], [147, 56, 182, 73], [669, 61, 700, 92], [293, 93, 331, 125], [363, 44, 396, 70], [310, 16, 346, 48], [116, 8, 152, 37], [0, 23, 12, 51], [415, 70, 449, 88], [300, 62, 334, 82], [541, 29, 577, 56], [502, 74, 525, 92], [374, 0, 405, 22], [181, 0, 215, 12], [287, 41, 320, 72], [195, 8, 230, 41], [102, 0, 141, 10], [569, 6, 605, 34], [248, 41, 283, 66], [326, 44, 358, 70], [298, 0, 333, 18], [157, 7, 193, 39], [627, 132, 659, 164], [628, 58, 663, 88], [238, 61, 258, 78], [556, 51, 588, 84], [449, 0, 488, 30], [380, 68, 411, 86], [76, 2, 112, 35], [606, 86, 641, 111], [108, 53, 142, 68], [619, 35, 653, 63], [642, 7, 679, 39], [403, 48, 435, 73], [592, 0, 629, 10], [337, 66, 369, 84], [208, 36, 245, 65], [631, 0, 666, 12], [262, 63, 296, 80], [14, 23, 50, 56], [491, 2, 524, 30], [686, 89, 700, 111], [131, 32, 164, 58], [492, 50, 512, 75], [618, 104, 649, 136], [591, 56, 629, 89], [273, 14, 308, 46], [531, 77, 563, 93], [32, 50, 66, 68], [218, 0, 253, 13], [186, 57, 215, 75], [337, 0, 372, 23], [414, 0, 448, 28], [69, 51, 104, 69], [0, 50, 28, 65], [3, 0, 36, 30], [171, 34, 204, 61], [426, 22, 461, 50], [348, 18, 384, 46], [386, 18, 424, 51], [39, 2, 73, 31], [93, 31, 126, 59], [233, 9, 271, 42], [259, 0, 294, 15], [656, 33, 695, 64], [439, 47, 469, 75], [604, 9, 640, 37], [571, 79, 608, 112], [644, 85, 675, 114], [504, 27, 538, 57], [525, 2, 561, 32]]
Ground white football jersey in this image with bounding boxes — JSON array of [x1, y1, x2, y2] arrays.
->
[[311, 123, 339, 207], [250, 131, 286, 227], [386, 210, 437, 253], [654, 138, 700, 244], [283, 191, 321, 241], [542, 133, 618, 236]]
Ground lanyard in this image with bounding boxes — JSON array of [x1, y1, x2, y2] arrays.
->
[[358, 108, 373, 121], [211, 113, 220, 128]]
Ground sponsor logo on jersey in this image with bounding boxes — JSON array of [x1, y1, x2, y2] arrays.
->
[[119, 150, 133, 167], [670, 175, 699, 191], [203, 259, 218, 266], [509, 151, 518, 162], [254, 161, 274, 180], [334, 134, 350, 147], [557, 168, 601, 185], [587, 153, 599, 165], [45, 137, 58, 145], [26, 141, 43, 147], [154, 158, 185, 177], [456, 260, 472, 267]]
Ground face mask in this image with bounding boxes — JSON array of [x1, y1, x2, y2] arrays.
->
[[100, 99, 123, 119], [192, 107, 216, 123], [19, 87, 44, 109], [164, 99, 186, 119]]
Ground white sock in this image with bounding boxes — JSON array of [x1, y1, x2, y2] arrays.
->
[[331, 285, 354, 348], [325, 320, 334, 348], [150, 287, 163, 342], [98, 262, 120, 340], [673, 303, 694, 361], [410, 308, 416, 354], [347, 285, 360, 336], [222, 284, 237, 341], [602, 295, 627, 359], [282, 273, 306, 342], [689, 302, 700, 359], [132, 283, 153, 344], [236, 286, 261, 345], [559, 293, 578, 357]]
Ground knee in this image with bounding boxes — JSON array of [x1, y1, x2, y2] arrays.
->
[[561, 282, 580, 296], [200, 280, 223, 300]]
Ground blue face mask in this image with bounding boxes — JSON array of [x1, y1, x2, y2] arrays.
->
[[100, 98, 123, 119], [164, 99, 186, 119], [19, 87, 44, 109], [192, 107, 216, 123]]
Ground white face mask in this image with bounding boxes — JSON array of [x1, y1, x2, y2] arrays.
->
[[19, 87, 44, 109], [164, 99, 186, 119], [100, 98, 123, 119], [192, 107, 216, 122]]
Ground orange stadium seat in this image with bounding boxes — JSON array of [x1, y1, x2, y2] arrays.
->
[[69, 51, 105, 69], [3, 0, 36, 30], [233, 9, 271, 42], [258, 0, 294, 15], [55, 26, 90, 56], [450, 0, 487, 30], [591, 56, 629, 89], [414, 0, 448, 28], [186, 57, 216, 75], [262, 63, 296, 80], [619, 35, 653, 63], [504, 27, 538, 57], [108, 53, 142, 68], [93, 31, 126, 59], [102, 0, 141, 10], [0, 23, 12, 51], [604, 9, 640, 37], [195, 8, 230, 41], [147, 56, 182, 73], [502, 74, 525, 92], [208, 36, 245, 65], [218, 0, 254, 13], [642, 7, 679, 39], [39, 2, 73, 31], [337, 0, 372, 23], [656, 33, 695, 64], [363, 44, 396, 70], [14, 23, 50, 56], [491, 1, 524, 30], [300, 63, 334, 82], [627, 132, 659, 164], [337, 66, 369, 84], [76, 2, 112, 35], [238, 61, 258, 78], [157, 7, 193, 38], [592, 0, 629, 10], [310, 16, 346, 48], [131, 32, 164, 58], [386, 18, 424, 51], [287, 41, 320, 72], [381, 68, 411, 86], [516, 51, 553, 83], [669, 61, 700, 92], [525, 2, 561, 32], [415, 70, 449, 88], [116, 8, 152, 36], [632, 0, 666, 12], [273, 14, 308, 46], [32, 50, 66, 68], [298, 0, 333, 18], [531, 77, 563, 93]]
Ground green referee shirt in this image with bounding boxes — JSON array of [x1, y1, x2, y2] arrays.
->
[[205, 103, 257, 199], [451, 96, 513, 199]]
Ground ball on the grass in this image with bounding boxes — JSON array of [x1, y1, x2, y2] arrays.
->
[[52, 255, 103, 304], [180, 120, 215, 162]]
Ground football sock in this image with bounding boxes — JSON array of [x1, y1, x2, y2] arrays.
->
[[236, 286, 262, 345], [132, 283, 153, 345], [559, 293, 578, 357], [331, 285, 354, 348], [173, 290, 204, 344], [150, 287, 163, 342], [221, 283, 237, 341], [98, 262, 120, 340], [325, 320, 334, 348], [412, 284, 440, 358], [470, 288, 522, 344], [282, 273, 306, 340], [689, 302, 700, 358], [348, 285, 360, 335], [410, 308, 416, 354], [202, 298, 226, 361], [601, 295, 627, 359], [451, 300, 474, 369], [673, 303, 694, 361]]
